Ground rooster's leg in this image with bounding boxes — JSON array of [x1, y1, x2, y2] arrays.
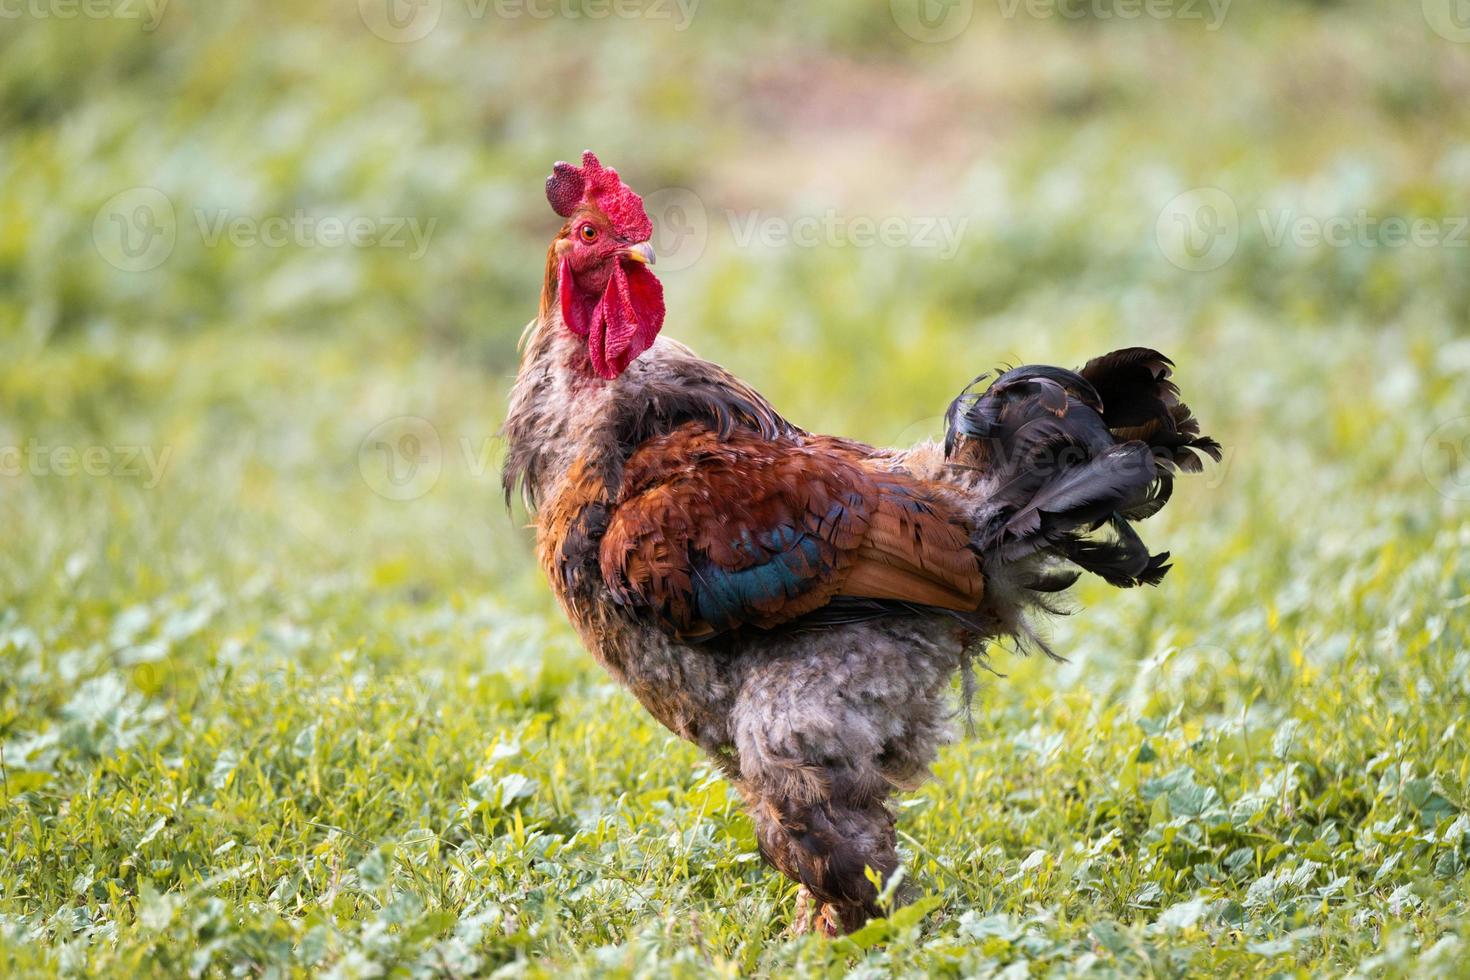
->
[[790, 886, 817, 936], [737, 728, 899, 935], [732, 623, 956, 935], [790, 887, 849, 938], [751, 789, 896, 935]]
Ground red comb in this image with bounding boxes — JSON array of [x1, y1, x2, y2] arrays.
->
[[545, 150, 653, 241]]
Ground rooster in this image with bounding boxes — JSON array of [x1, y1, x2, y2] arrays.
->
[[503, 152, 1220, 935]]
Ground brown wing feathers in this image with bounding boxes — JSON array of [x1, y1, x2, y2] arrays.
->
[[599, 425, 982, 639], [845, 479, 982, 609]]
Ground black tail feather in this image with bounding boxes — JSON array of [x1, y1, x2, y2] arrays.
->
[[946, 348, 1217, 592]]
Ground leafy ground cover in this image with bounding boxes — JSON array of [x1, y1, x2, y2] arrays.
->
[[2, 1, 1470, 975]]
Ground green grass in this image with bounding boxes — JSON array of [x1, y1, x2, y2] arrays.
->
[[3, 1, 1470, 975]]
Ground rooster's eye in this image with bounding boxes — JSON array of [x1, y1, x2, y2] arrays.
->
[[579, 224, 597, 242]]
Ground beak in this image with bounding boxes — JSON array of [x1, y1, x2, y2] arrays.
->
[[622, 241, 656, 266]]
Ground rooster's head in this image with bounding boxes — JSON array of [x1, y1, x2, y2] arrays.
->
[[544, 151, 664, 380]]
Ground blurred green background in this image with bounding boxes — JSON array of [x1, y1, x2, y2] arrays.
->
[[3, 1, 1470, 976]]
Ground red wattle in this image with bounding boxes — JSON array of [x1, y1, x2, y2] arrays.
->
[[561, 258, 665, 379]]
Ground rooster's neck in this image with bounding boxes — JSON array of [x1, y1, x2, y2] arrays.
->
[[503, 306, 794, 513], [502, 313, 618, 509]]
